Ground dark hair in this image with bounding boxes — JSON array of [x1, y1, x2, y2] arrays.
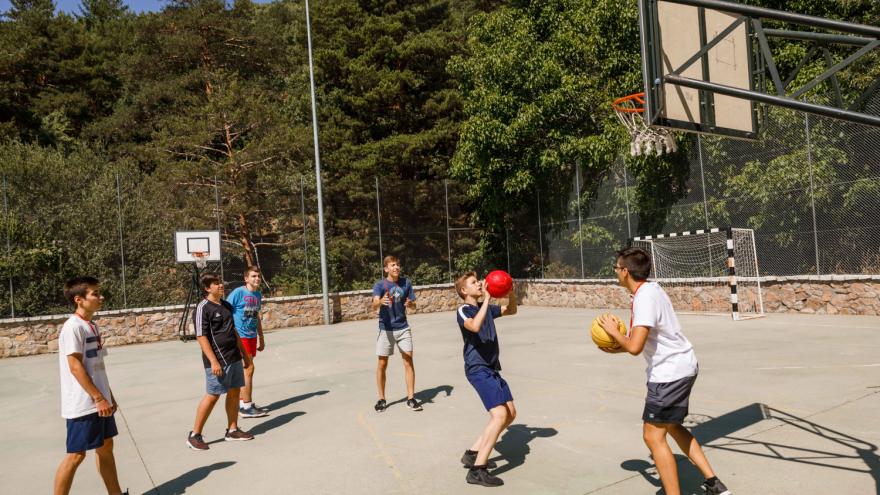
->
[[383, 255, 400, 267], [200, 273, 222, 290], [64, 276, 100, 306], [616, 247, 651, 281], [245, 266, 261, 277], [454, 271, 477, 300]]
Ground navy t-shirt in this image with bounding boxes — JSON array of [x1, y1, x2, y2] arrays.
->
[[456, 303, 503, 373], [372, 277, 416, 331]]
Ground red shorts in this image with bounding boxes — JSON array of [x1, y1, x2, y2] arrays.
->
[[241, 337, 258, 357]]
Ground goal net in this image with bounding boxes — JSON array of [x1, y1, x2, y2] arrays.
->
[[631, 228, 764, 320]]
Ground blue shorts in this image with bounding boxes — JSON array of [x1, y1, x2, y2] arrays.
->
[[466, 367, 514, 411], [66, 412, 118, 453], [205, 360, 245, 395]]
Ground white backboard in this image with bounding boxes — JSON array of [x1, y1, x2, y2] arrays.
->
[[174, 231, 222, 263]]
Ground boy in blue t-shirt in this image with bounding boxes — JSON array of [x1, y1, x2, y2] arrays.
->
[[454, 271, 517, 487], [370, 255, 420, 412], [227, 266, 268, 419]]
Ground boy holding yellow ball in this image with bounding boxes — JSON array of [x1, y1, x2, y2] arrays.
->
[[599, 247, 732, 495]]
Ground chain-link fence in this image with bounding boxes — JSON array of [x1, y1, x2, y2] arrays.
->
[[1, 94, 878, 318]]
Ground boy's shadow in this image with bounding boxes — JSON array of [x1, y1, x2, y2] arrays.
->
[[491, 424, 558, 475], [621, 456, 704, 494], [386, 385, 453, 408], [263, 390, 329, 412], [144, 461, 235, 494]]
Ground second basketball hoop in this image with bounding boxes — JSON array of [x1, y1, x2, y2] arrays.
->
[[612, 92, 678, 157]]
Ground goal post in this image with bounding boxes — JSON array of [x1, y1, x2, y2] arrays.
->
[[630, 227, 764, 320]]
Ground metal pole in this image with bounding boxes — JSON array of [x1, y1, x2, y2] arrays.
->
[[301, 176, 310, 294], [575, 165, 584, 278], [444, 180, 453, 282], [375, 176, 383, 276], [805, 111, 821, 275], [213, 176, 224, 281], [115, 174, 127, 308], [305, 0, 331, 325], [2, 176, 13, 317], [537, 187, 544, 278], [622, 160, 632, 239], [505, 224, 511, 274], [697, 136, 713, 276]]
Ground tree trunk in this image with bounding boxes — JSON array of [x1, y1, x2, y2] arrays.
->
[[238, 212, 256, 268]]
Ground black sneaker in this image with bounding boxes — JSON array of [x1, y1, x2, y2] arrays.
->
[[461, 450, 498, 469], [406, 398, 423, 411], [186, 431, 209, 451], [374, 399, 387, 412], [466, 466, 503, 487], [702, 478, 732, 495], [224, 427, 254, 441], [254, 403, 270, 413]]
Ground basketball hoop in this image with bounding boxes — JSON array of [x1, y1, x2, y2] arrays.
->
[[192, 251, 208, 270], [612, 93, 678, 156]]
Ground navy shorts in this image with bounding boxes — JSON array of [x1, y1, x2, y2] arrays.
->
[[66, 412, 118, 453], [466, 367, 514, 411], [205, 360, 245, 395], [643, 373, 698, 424]]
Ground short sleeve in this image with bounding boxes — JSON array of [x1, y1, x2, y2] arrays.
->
[[632, 293, 658, 329], [194, 302, 210, 337], [490, 305, 502, 319], [227, 288, 241, 309], [372, 281, 385, 297], [59, 322, 85, 357], [406, 280, 416, 301], [457, 305, 477, 326]]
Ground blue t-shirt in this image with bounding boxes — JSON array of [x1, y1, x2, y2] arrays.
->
[[372, 277, 415, 331], [227, 286, 262, 339], [456, 304, 503, 373]]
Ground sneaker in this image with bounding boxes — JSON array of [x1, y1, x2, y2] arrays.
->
[[186, 431, 209, 451], [461, 450, 498, 469], [254, 403, 270, 413], [466, 466, 503, 487], [239, 404, 269, 418], [406, 398, 423, 411], [224, 427, 254, 441], [701, 478, 732, 495], [374, 399, 387, 412]]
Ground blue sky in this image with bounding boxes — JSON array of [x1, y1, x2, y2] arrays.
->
[[0, 0, 273, 15]]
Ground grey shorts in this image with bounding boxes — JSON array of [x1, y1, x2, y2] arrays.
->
[[376, 328, 413, 356], [205, 360, 245, 395], [643, 373, 698, 424]]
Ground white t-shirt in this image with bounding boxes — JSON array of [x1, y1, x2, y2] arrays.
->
[[58, 315, 112, 419], [631, 282, 698, 383]]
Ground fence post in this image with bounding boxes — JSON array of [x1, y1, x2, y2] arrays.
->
[[115, 173, 127, 308], [537, 187, 544, 279], [444, 179, 453, 282], [622, 159, 632, 239], [805, 111, 821, 275], [2, 176, 13, 317], [213, 176, 225, 281], [375, 176, 384, 277], [575, 164, 584, 278], [301, 176, 310, 294], [697, 135, 713, 275]]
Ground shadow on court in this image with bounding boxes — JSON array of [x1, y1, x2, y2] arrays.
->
[[263, 389, 329, 412], [144, 461, 235, 495], [491, 424, 558, 475], [248, 411, 307, 436], [621, 402, 880, 494], [386, 384, 454, 408]]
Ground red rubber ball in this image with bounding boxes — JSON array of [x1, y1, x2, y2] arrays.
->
[[485, 270, 513, 298]]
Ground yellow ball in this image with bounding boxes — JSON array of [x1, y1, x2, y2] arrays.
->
[[591, 314, 627, 349]]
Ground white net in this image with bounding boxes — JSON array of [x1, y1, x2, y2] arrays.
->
[[613, 94, 678, 157], [632, 228, 763, 320]]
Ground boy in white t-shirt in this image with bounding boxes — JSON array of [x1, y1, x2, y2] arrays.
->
[[54, 277, 127, 495], [599, 247, 731, 495]]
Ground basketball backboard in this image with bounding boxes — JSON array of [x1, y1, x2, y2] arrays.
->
[[174, 230, 222, 263], [639, 0, 759, 139]]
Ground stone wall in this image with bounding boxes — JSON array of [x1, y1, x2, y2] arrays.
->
[[2, 276, 878, 358]]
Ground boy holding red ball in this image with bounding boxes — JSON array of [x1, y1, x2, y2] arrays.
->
[[454, 271, 517, 487]]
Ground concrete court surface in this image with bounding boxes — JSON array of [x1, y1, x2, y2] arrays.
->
[[2, 306, 879, 495]]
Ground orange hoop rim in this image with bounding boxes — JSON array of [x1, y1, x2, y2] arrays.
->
[[191, 251, 208, 258], [611, 92, 646, 113]]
